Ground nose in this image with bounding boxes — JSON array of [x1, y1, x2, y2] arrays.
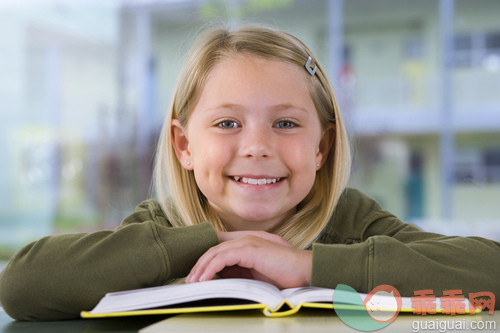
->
[[238, 125, 273, 159]]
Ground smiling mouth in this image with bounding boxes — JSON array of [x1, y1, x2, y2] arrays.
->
[[232, 176, 282, 185]]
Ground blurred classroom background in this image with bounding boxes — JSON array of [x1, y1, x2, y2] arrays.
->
[[1, 0, 499, 261]]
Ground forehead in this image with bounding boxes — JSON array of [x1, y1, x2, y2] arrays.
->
[[199, 54, 314, 107], [209, 53, 307, 83]]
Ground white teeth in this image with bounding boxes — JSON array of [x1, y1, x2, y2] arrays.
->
[[233, 176, 281, 185]]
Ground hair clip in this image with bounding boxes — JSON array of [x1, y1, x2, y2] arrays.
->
[[305, 56, 317, 76]]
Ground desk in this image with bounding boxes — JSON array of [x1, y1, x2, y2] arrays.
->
[[0, 308, 168, 333], [1, 308, 498, 332], [140, 309, 499, 333]]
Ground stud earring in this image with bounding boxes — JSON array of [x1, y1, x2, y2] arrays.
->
[[316, 163, 320, 168], [187, 161, 191, 166]]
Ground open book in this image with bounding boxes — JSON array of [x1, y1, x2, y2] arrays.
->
[[80, 278, 468, 318]]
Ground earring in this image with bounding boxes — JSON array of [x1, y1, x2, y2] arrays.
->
[[316, 163, 320, 168], [187, 161, 191, 166]]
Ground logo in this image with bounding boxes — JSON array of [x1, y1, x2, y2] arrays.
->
[[333, 285, 495, 331], [332, 284, 401, 331], [411, 289, 495, 315]]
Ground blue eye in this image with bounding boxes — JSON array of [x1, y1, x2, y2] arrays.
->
[[275, 120, 297, 129], [217, 120, 239, 129]]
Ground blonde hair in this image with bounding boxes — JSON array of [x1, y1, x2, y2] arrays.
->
[[154, 25, 351, 249]]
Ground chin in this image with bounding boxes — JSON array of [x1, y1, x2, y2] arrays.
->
[[234, 209, 289, 228], [238, 212, 277, 223]]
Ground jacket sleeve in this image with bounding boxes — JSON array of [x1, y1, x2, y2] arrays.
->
[[310, 189, 500, 307], [0, 201, 219, 321]]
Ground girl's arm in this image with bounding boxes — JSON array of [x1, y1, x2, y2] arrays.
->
[[0, 201, 218, 321], [311, 188, 500, 307]]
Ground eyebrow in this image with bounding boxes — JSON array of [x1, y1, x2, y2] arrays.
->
[[209, 103, 310, 113], [272, 103, 310, 113]]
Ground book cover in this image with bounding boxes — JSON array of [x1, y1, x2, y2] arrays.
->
[[80, 278, 473, 318]]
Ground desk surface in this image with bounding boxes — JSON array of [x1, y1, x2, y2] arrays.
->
[[0, 308, 168, 333], [2, 307, 498, 333], [141, 309, 499, 333]]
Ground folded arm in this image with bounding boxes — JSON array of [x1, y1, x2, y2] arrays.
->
[[311, 189, 500, 307], [0, 202, 218, 320]]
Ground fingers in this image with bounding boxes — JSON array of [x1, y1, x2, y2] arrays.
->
[[185, 235, 313, 289], [186, 236, 259, 283]]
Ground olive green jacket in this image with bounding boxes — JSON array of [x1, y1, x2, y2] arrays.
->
[[0, 188, 499, 320]]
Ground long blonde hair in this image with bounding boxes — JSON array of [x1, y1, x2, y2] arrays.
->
[[154, 25, 351, 249]]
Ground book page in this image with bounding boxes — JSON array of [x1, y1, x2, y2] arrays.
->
[[279, 287, 334, 307], [89, 279, 285, 314], [280, 287, 415, 311]]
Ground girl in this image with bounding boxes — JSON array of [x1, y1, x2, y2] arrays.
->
[[0, 25, 498, 321]]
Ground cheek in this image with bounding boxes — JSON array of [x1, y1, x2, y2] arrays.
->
[[281, 139, 319, 195], [190, 134, 218, 162], [191, 137, 233, 177], [282, 138, 319, 171]]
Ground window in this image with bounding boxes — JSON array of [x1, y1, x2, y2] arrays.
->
[[484, 149, 500, 183], [485, 33, 500, 51], [455, 149, 500, 184], [453, 31, 500, 69]]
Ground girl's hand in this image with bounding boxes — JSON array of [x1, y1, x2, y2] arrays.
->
[[185, 231, 312, 289]]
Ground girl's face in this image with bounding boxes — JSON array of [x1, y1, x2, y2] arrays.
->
[[172, 54, 332, 231]]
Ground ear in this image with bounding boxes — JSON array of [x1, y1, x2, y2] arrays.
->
[[316, 123, 335, 170], [171, 119, 193, 170]]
